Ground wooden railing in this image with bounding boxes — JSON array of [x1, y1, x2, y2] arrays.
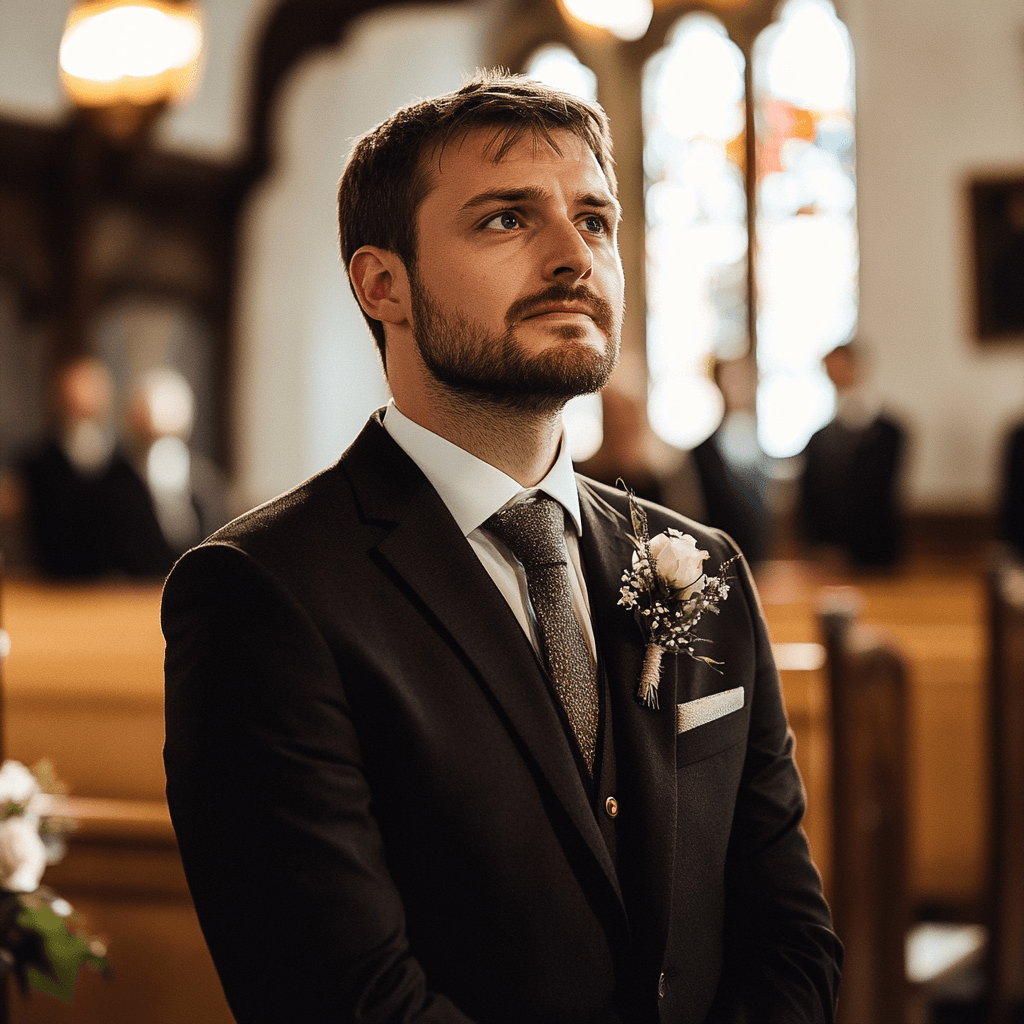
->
[[1, 578, 233, 1024]]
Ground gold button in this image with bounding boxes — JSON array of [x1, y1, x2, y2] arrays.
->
[[605, 796, 619, 818]]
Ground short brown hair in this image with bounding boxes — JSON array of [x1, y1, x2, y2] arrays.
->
[[337, 68, 617, 367]]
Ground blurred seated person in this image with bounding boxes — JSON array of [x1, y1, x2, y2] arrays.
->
[[797, 340, 906, 569], [18, 356, 175, 578], [125, 368, 227, 560], [999, 417, 1024, 560], [576, 357, 770, 564]]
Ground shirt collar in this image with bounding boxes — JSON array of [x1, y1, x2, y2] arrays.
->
[[383, 399, 583, 538]]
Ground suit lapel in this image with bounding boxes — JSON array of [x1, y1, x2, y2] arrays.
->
[[342, 416, 623, 914], [577, 479, 678, 961]]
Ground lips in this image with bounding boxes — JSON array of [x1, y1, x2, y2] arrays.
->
[[523, 305, 596, 320]]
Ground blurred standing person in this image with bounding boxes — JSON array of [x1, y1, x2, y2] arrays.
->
[[125, 367, 227, 559], [999, 412, 1024, 559], [691, 358, 772, 566], [575, 369, 707, 521], [797, 341, 905, 569]]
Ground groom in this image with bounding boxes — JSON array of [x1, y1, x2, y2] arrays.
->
[[163, 71, 841, 1024]]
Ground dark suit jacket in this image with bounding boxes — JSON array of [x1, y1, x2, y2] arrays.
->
[[20, 438, 176, 578], [1000, 421, 1024, 558], [797, 414, 905, 569], [163, 412, 840, 1024]]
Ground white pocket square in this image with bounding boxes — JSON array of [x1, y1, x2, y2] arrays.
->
[[676, 687, 745, 734]]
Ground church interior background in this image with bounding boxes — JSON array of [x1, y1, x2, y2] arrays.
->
[[0, 0, 1023, 1021]]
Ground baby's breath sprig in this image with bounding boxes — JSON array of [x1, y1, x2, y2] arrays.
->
[[618, 491, 739, 708]]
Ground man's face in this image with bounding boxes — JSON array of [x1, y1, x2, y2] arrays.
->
[[408, 127, 624, 412]]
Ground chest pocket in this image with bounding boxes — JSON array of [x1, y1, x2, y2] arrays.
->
[[675, 687, 749, 767]]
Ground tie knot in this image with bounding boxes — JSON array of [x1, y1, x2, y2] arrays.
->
[[484, 497, 567, 570]]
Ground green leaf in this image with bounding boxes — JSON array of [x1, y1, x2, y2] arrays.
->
[[17, 901, 108, 1004]]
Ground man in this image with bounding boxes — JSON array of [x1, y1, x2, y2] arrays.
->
[[798, 341, 905, 569], [20, 357, 177, 578], [163, 71, 841, 1023]]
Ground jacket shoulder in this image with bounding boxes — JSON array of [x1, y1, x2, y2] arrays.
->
[[196, 412, 401, 559]]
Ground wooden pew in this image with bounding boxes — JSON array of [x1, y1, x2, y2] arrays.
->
[[772, 640, 831, 893], [760, 559, 988, 914], [819, 590, 911, 1024], [987, 556, 1024, 1024], [0, 578, 232, 1024], [819, 590, 987, 1024], [10, 796, 233, 1024]]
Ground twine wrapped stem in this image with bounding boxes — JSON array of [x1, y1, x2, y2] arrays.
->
[[637, 643, 665, 708]]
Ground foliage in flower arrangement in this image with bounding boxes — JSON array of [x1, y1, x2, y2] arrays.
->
[[0, 760, 109, 1003], [618, 491, 739, 708]]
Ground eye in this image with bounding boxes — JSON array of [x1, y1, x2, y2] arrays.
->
[[482, 211, 521, 231], [581, 214, 608, 235]]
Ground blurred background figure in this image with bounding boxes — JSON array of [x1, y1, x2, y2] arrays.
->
[[574, 370, 707, 522], [691, 357, 772, 565], [125, 367, 227, 561], [576, 357, 771, 565], [797, 340, 906, 569], [998, 413, 1024, 560], [16, 358, 225, 579], [17, 356, 171, 578]]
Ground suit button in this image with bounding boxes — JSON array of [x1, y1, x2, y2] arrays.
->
[[658, 972, 666, 999], [604, 796, 618, 818]]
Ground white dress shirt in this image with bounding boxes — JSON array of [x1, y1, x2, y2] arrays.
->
[[383, 400, 597, 663]]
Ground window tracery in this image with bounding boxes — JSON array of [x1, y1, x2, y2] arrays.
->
[[517, 0, 858, 463]]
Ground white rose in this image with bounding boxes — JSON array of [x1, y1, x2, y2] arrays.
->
[[648, 530, 709, 598], [0, 815, 47, 892], [0, 761, 40, 812]]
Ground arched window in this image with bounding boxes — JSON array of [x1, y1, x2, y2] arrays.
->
[[512, 0, 857, 467], [753, 0, 858, 458], [643, 13, 747, 450], [523, 43, 597, 102]]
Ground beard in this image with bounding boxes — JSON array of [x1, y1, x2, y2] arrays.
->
[[409, 273, 621, 415]]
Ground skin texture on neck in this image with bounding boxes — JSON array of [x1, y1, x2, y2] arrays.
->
[[395, 380, 565, 488]]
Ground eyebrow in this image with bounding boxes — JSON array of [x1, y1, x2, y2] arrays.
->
[[459, 186, 622, 221]]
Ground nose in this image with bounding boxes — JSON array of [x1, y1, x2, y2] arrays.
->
[[542, 220, 594, 283]]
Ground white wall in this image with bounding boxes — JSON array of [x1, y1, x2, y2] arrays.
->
[[844, 0, 1024, 510], [232, 4, 491, 509]]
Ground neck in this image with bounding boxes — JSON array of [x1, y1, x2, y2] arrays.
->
[[394, 386, 565, 488]]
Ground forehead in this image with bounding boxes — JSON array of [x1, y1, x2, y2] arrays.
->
[[418, 126, 614, 212]]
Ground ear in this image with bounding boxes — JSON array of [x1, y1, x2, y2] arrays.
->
[[349, 246, 410, 327]]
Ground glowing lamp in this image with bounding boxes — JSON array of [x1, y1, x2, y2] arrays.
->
[[559, 0, 654, 41], [59, 0, 203, 140]]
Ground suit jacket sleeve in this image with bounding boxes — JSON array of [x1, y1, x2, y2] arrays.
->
[[163, 541, 478, 1024], [705, 541, 842, 1022]]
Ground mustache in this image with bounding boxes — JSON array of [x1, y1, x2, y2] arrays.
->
[[505, 283, 617, 333]]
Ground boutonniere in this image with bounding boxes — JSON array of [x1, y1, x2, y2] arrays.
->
[[617, 491, 739, 709]]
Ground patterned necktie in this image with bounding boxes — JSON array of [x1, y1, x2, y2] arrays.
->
[[484, 497, 599, 772]]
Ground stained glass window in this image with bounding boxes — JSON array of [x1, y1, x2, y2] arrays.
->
[[753, 0, 858, 458], [643, 13, 747, 450]]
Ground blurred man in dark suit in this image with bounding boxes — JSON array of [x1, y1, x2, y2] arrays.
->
[[798, 341, 905, 569]]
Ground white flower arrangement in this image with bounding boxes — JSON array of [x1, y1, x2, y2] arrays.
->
[[618, 492, 738, 708], [0, 760, 108, 1003]]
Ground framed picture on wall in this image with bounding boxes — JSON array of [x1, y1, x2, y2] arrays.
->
[[971, 174, 1024, 341]]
